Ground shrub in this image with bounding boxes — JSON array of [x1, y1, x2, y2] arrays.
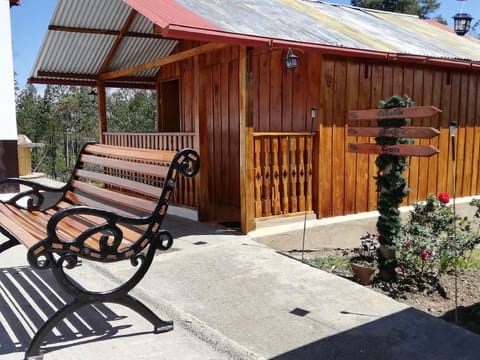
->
[[397, 193, 480, 278]]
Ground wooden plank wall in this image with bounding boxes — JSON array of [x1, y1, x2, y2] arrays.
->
[[157, 42, 480, 223], [250, 48, 479, 219], [199, 47, 241, 221], [157, 43, 242, 222], [318, 56, 480, 218]]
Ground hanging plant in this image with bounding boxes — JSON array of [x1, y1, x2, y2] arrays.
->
[[375, 95, 414, 280]]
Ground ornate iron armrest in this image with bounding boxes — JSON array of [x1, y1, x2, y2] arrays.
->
[[0, 177, 66, 211], [28, 206, 173, 269]]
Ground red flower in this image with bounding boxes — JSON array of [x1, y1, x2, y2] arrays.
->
[[438, 192, 450, 204], [421, 250, 432, 262]]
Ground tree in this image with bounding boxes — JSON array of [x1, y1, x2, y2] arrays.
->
[[107, 88, 156, 132], [16, 85, 49, 173], [16, 85, 156, 180], [351, 0, 440, 18], [472, 19, 480, 39]]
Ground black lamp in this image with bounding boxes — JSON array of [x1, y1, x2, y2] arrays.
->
[[284, 48, 298, 70], [453, 13, 473, 36], [88, 89, 97, 104], [310, 106, 318, 133], [449, 121, 457, 161]]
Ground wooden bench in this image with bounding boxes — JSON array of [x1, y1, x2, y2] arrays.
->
[[0, 142, 200, 359]]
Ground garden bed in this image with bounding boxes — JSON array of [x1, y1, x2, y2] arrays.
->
[[286, 248, 480, 335]]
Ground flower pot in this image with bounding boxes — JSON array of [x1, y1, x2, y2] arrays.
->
[[350, 260, 376, 285]]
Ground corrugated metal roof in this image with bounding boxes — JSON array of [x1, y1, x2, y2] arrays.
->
[[168, 0, 480, 62], [30, 0, 179, 88], [30, 0, 480, 88]]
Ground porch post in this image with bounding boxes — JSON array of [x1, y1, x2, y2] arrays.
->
[[194, 54, 209, 221], [239, 46, 255, 233], [155, 81, 161, 132], [0, 0, 19, 192], [97, 81, 107, 143]]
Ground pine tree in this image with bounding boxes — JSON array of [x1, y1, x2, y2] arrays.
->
[[351, 0, 440, 19]]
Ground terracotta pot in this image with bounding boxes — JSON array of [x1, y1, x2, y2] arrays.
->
[[350, 260, 376, 285]]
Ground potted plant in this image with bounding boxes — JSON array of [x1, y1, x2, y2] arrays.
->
[[343, 232, 379, 285]]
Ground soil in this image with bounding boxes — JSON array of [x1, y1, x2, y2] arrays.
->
[[286, 249, 480, 335]]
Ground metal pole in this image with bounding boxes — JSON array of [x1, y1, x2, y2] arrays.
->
[[449, 120, 458, 324], [301, 106, 317, 262]]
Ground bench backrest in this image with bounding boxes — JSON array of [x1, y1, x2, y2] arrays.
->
[[65, 143, 199, 220]]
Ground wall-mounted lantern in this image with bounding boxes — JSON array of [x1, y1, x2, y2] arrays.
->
[[453, 13, 473, 36], [284, 48, 298, 70]]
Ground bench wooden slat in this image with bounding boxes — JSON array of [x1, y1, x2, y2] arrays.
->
[[69, 181, 156, 214], [74, 168, 163, 199], [0, 211, 40, 249], [0, 204, 46, 238], [0, 204, 44, 248], [84, 144, 177, 163], [78, 154, 169, 178], [63, 191, 149, 218]]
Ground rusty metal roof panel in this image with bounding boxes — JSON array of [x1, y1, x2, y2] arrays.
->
[[174, 0, 364, 48], [171, 0, 480, 63]]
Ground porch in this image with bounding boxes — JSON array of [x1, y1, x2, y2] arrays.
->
[[103, 131, 316, 227]]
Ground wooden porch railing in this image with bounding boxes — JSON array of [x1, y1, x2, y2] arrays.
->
[[253, 132, 314, 218], [104, 132, 195, 151], [103, 132, 197, 208]]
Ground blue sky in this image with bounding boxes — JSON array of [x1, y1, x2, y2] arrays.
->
[[9, 0, 479, 89]]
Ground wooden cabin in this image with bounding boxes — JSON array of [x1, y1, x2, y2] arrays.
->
[[29, 0, 480, 233]]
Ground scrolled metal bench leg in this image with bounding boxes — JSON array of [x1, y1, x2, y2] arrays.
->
[[114, 294, 173, 333], [25, 298, 84, 360]]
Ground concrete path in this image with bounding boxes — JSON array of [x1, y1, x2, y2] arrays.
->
[[1, 215, 480, 359]]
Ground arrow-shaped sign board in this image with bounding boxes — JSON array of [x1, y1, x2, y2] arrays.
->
[[348, 143, 439, 157], [348, 126, 440, 139], [349, 106, 442, 121]]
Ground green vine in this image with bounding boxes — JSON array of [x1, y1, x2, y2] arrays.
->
[[375, 95, 414, 278]]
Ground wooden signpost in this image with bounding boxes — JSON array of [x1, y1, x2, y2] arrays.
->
[[348, 105, 441, 158], [348, 126, 440, 139], [348, 143, 439, 157], [349, 106, 442, 121]]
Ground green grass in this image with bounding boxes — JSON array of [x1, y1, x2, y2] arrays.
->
[[456, 248, 480, 269], [308, 256, 350, 272]]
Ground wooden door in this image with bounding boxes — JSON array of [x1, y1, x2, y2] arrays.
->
[[158, 80, 180, 132]]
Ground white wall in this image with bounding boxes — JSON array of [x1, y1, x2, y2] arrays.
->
[[0, 0, 18, 140]]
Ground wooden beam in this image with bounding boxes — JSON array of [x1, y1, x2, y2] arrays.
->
[[349, 106, 442, 121], [348, 143, 440, 157], [36, 71, 156, 84], [48, 25, 163, 39], [348, 126, 440, 139], [29, 77, 155, 89], [240, 46, 255, 233], [97, 82, 107, 143], [99, 9, 138, 74], [99, 42, 229, 81]]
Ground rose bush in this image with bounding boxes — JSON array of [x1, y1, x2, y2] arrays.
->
[[397, 193, 480, 279]]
